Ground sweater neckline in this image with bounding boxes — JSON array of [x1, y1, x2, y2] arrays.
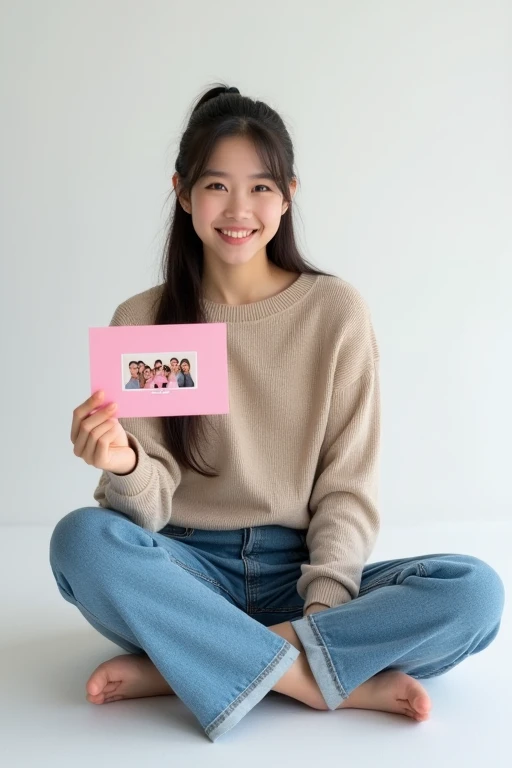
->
[[202, 272, 318, 323]]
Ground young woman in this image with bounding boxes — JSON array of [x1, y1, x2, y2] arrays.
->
[[151, 359, 169, 388], [142, 366, 154, 389], [166, 357, 180, 388], [137, 361, 146, 389], [176, 358, 195, 387], [50, 84, 504, 743]]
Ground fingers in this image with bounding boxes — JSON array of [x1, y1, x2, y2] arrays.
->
[[73, 401, 118, 459], [71, 390, 105, 444], [83, 420, 121, 467], [92, 422, 126, 469], [77, 417, 116, 466]]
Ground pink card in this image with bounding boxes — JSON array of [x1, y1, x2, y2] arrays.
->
[[89, 323, 229, 418]]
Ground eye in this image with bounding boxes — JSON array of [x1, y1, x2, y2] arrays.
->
[[206, 183, 271, 192]]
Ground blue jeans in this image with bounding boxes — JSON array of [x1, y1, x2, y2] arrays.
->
[[49, 506, 505, 742]]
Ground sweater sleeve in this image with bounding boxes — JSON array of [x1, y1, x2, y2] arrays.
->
[[92, 301, 182, 532], [297, 309, 381, 611]]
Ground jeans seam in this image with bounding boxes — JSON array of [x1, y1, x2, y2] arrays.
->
[[250, 606, 304, 614], [159, 528, 194, 538], [413, 653, 469, 679], [164, 553, 304, 614], [165, 553, 245, 610]]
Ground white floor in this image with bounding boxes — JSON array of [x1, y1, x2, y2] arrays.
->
[[1, 520, 510, 767]]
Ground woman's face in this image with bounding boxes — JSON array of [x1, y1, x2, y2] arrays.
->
[[143, 369, 152, 380], [173, 136, 296, 270], [138, 363, 145, 373], [154, 362, 163, 374], [181, 362, 190, 374], [170, 360, 179, 372]]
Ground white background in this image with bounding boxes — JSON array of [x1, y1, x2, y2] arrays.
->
[[1, 0, 510, 525]]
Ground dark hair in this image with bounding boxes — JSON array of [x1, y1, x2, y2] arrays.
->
[[129, 360, 138, 367], [170, 357, 179, 364], [144, 366, 151, 372], [154, 359, 162, 366], [137, 360, 144, 365], [180, 358, 191, 368], [153, 82, 333, 476]]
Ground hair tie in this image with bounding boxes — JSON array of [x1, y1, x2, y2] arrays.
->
[[224, 86, 240, 94]]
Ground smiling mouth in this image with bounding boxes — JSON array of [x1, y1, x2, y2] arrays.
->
[[215, 229, 259, 244], [215, 228, 258, 234]]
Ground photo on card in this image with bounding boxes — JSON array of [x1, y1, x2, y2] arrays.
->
[[89, 323, 229, 418], [121, 352, 198, 391]]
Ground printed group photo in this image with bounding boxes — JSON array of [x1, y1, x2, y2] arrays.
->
[[121, 351, 198, 390]]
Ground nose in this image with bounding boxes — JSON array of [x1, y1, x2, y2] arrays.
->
[[224, 192, 253, 220]]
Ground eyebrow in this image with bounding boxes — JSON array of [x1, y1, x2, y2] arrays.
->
[[199, 169, 275, 181]]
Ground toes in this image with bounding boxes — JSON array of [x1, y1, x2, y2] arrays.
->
[[404, 707, 429, 721], [87, 691, 124, 705], [103, 681, 120, 694], [411, 706, 430, 721], [86, 685, 118, 703], [412, 695, 431, 714], [87, 676, 105, 695], [86, 692, 105, 704], [86, 667, 120, 696]]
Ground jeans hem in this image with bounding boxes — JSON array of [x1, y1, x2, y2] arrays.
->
[[291, 615, 348, 710], [205, 640, 300, 742]]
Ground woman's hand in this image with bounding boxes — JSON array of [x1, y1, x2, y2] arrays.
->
[[71, 390, 137, 475]]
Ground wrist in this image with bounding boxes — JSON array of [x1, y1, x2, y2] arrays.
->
[[305, 602, 330, 615]]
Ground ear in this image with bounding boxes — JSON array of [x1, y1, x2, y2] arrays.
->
[[172, 172, 191, 214], [282, 176, 298, 215]]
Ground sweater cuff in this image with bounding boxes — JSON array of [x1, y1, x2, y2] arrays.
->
[[304, 577, 352, 611], [106, 433, 154, 497]]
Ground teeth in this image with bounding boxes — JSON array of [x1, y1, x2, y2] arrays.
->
[[219, 229, 254, 238]]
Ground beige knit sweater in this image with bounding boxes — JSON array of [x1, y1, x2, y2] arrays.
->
[[93, 272, 381, 611]]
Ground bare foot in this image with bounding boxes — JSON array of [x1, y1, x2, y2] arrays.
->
[[337, 669, 432, 721], [269, 621, 431, 721], [85, 653, 175, 705]]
